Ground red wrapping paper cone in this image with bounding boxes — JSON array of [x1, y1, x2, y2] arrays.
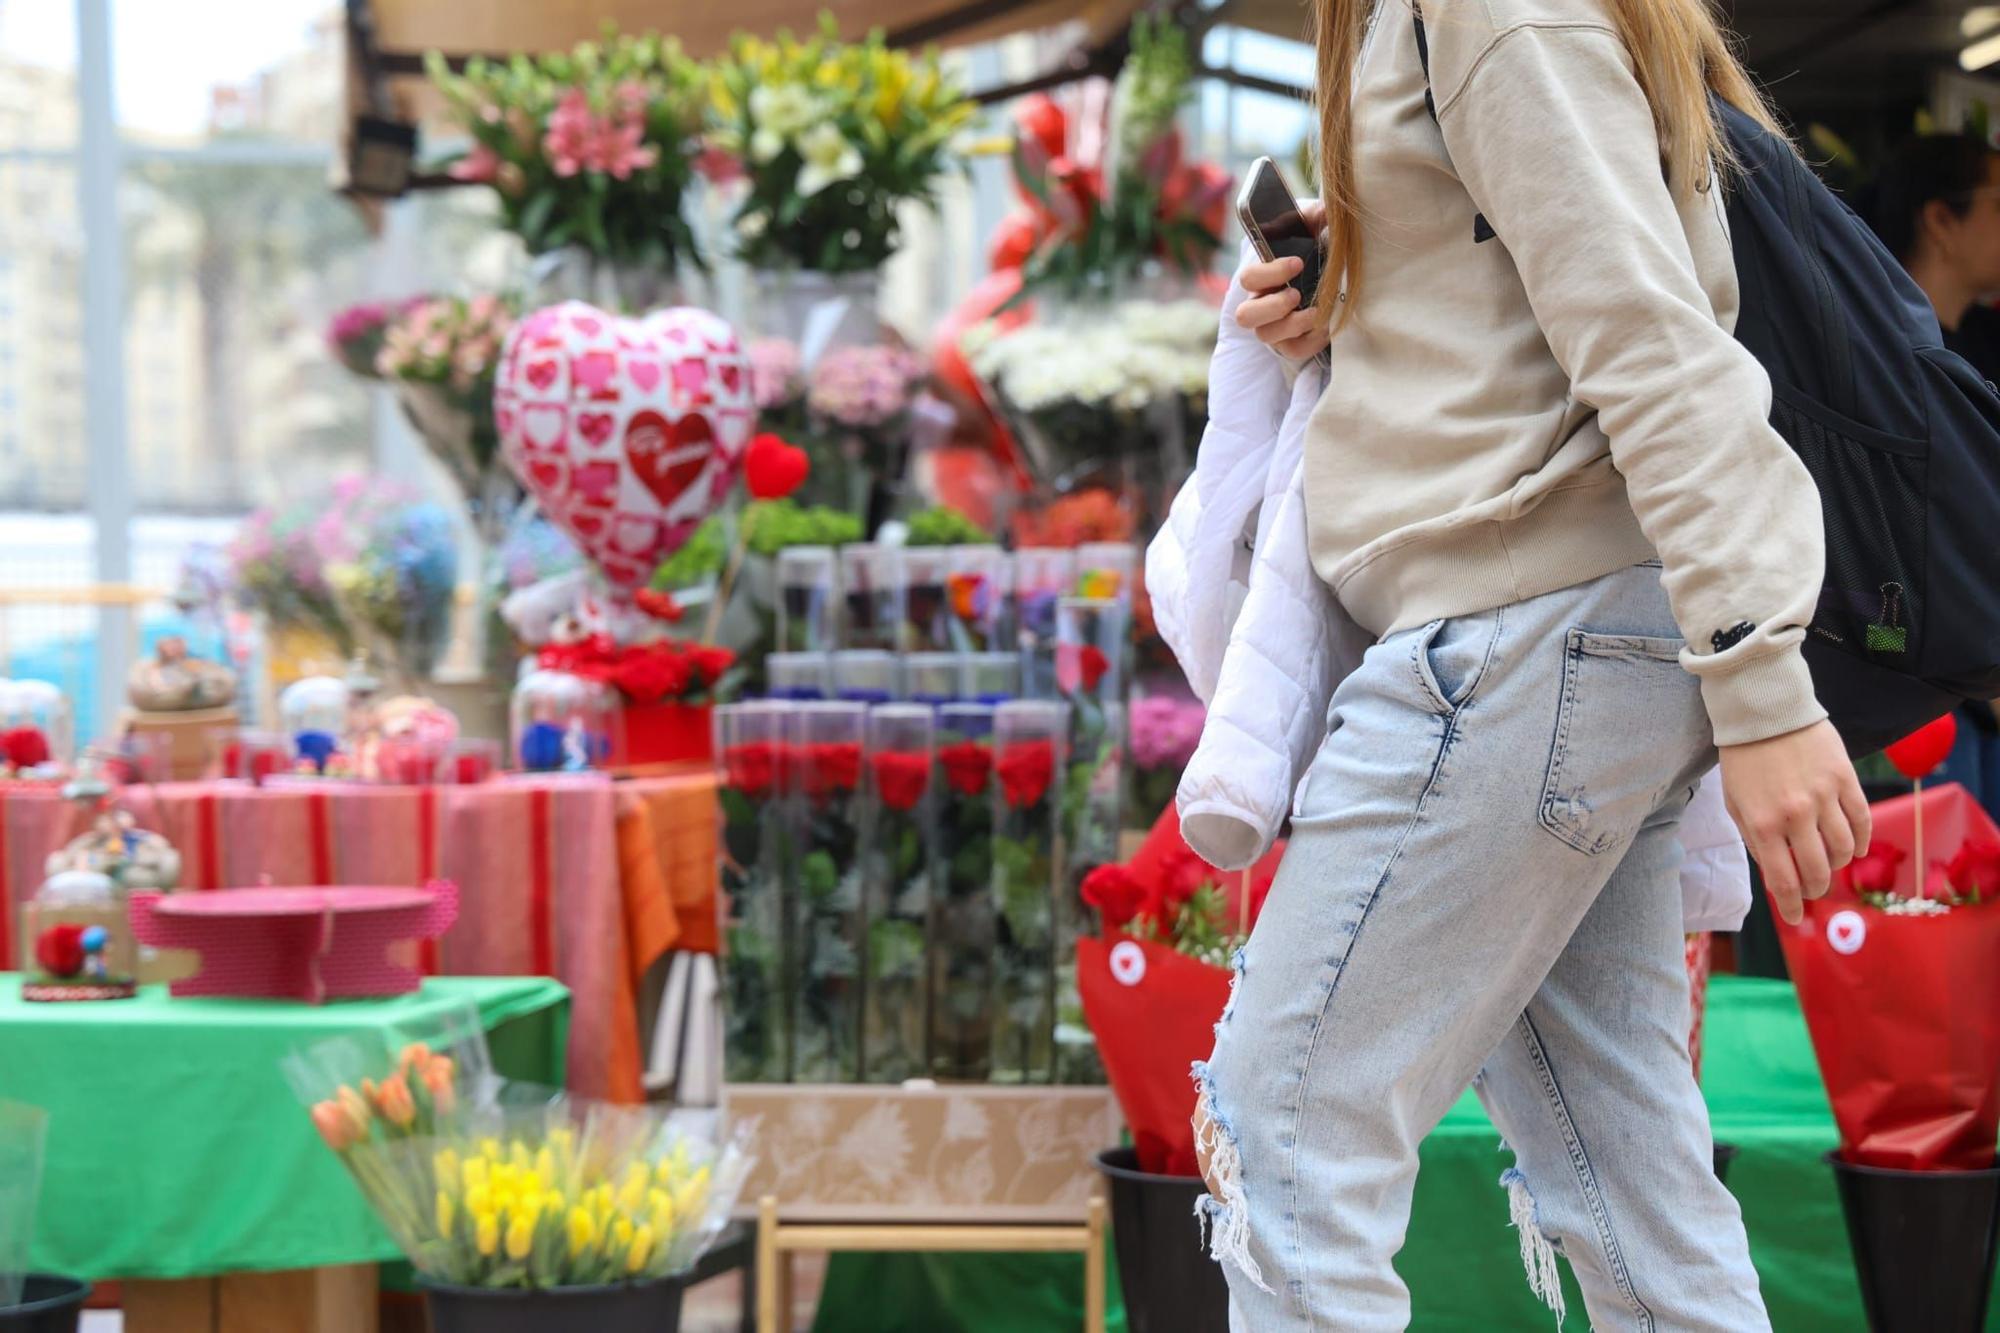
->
[[1777, 782, 2000, 1170], [1079, 935, 1232, 1176]]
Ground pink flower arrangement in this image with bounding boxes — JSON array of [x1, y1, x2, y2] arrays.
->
[[541, 85, 658, 180], [376, 295, 514, 394], [807, 345, 927, 430], [327, 298, 427, 378], [1130, 696, 1205, 770], [749, 337, 804, 412]]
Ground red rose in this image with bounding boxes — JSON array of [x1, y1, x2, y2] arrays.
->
[[1844, 843, 1906, 895], [2, 726, 51, 769], [938, 741, 993, 797], [997, 739, 1056, 809], [35, 923, 85, 978], [537, 635, 617, 683], [870, 751, 930, 812], [610, 643, 693, 704], [796, 742, 863, 799], [722, 742, 779, 800], [688, 645, 736, 687], [1080, 864, 1146, 929], [634, 589, 684, 623], [1946, 835, 2000, 898], [1055, 643, 1110, 695]]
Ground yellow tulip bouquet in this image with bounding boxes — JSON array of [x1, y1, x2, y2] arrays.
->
[[284, 1010, 751, 1291]]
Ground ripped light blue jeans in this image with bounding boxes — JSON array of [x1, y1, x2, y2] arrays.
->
[[1196, 564, 1770, 1331]]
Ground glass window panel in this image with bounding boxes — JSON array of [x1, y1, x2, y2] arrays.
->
[[0, 156, 86, 509], [114, 0, 338, 145], [0, 4, 78, 150]]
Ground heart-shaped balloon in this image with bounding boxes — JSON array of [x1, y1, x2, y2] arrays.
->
[[495, 301, 755, 590], [1885, 713, 1959, 781]]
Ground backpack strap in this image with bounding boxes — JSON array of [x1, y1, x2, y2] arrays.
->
[[1412, 6, 1497, 243]]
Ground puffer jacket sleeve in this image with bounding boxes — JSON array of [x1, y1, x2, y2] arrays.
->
[[1147, 241, 1300, 703], [1678, 768, 1752, 933]]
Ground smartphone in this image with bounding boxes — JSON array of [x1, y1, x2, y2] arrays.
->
[[1235, 156, 1322, 308]]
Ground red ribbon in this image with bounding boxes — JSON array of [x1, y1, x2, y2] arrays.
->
[[529, 787, 554, 976], [194, 792, 221, 891], [307, 791, 333, 885], [417, 788, 440, 976]]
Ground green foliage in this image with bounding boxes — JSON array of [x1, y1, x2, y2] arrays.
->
[[741, 499, 864, 555], [1127, 880, 1242, 968], [903, 506, 992, 547], [651, 515, 727, 588]]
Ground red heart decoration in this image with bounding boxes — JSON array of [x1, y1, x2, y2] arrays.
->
[[525, 359, 559, 391], [577, 412, 616, 447], [527, 458, 566, 492], [627, 410, 714, 510], [1885, 713, 1959, 781], [744, 433, 810, 500]]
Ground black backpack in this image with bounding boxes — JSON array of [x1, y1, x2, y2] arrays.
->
[[1717, 98, 2000, 755], [1412, 12, 2000, 755]]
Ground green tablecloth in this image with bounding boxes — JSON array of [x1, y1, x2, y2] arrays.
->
[[816, 976, 1995, 1331], [0, 975, 569, 1280]]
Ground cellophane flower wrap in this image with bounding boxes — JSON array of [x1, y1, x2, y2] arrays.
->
[[930, 704, 998, 1080], [288, 1015, 754, 1289], [785, 702, 869, 1082], [322, 488, 462, 688], [375, 294, 520, 544], [1012, 547, 1075, 696], [837, 546, 901, 652], [861, 706, 935, 1082], [716, 702, 790, 1083], [940, 544, 1010, 653], [775, 546, 836, 653], [225, 495, 355, 653], [1776, 781, 2000, 1170], [990, 700, 1068, 1083], [897, 546, 953, 653], [1076, 805, 1286, 1174], [1054, 596, 1127, 1082]]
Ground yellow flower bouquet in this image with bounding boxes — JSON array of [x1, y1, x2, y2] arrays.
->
[[283, 1010, 752, 1295], [707, 13, 979, 272]]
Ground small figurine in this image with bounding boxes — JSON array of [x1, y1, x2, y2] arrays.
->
[[126, 635, 237, 712], [80, 925, 110, 980], [280, 675, 351, 774]]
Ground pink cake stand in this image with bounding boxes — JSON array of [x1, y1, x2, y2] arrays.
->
[[128, 882, 459, 1003]]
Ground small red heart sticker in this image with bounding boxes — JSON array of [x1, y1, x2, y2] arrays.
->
[[743, 433, 810, 500]]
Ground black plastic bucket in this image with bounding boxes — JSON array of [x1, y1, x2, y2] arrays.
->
[[422, 1273, 685, 1333], [1713, 1141, 1740, 1184], [1095, 1146, 1231, 1333], [1828, 1153, 2000, 1333], [0, 1275, 90, 1333]]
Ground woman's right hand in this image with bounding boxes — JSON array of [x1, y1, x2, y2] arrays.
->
[[1234, 200, 1331, 361]]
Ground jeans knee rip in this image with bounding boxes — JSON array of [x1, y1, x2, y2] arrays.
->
[[1500, 1167, 1567, 1325], [1191, 1060, 1272, 1293]]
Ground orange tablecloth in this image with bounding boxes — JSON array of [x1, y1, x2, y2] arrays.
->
[[0, 773, 717, 1101]]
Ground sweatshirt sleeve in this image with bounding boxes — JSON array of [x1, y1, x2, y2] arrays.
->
[[1428, 15, 1828, 746]]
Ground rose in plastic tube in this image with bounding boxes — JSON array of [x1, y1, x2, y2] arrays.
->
[[897, 547, 952, 652], [943, 545, 1010, 653], [830, 649, 898, 705], [862, 705, 935, 1082], [931, 704, 998, 1079], [1054, 596, 1127, 1082], [785, 702, 869, 1082], [838, 544, 902, 652], [990, 700, 1068, 1083], [715, 703, 791, 1083], [1013, 547, 1076, 697], [775, 546, 836, 654]]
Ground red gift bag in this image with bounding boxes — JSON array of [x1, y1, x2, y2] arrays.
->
[[1776, 783, 2000, 1170], [1078, 934, 1232, 1176]]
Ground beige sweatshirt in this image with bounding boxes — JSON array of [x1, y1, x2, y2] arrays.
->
[[1304, 0, 1828, 746]]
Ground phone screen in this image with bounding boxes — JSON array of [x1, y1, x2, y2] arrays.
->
[[1241, 160, 1322, 306]]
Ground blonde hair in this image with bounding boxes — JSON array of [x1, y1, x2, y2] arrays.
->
[[1310, 0, 1785, 333]]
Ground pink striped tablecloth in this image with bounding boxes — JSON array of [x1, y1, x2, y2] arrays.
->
[[0, 772, 718, 1102]]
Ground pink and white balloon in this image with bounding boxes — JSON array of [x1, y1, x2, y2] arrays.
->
[[494, 301, 755, 592]]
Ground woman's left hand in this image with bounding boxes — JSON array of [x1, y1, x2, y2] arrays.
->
[[1718, 719, 1871, 925]]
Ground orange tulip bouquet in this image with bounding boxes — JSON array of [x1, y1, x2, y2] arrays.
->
[[283, 1008, 752, 1307]]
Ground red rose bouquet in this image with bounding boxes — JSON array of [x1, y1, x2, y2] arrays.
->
[[1076, 805, 1285, 1175], [1777, 780, 2000, 1169], [990, 702, 1067, 1083], [784, 703, 869, 1083], [860, 707, 935, 1082], [716, 703, 789, 1083], [930, 705, 1000, 1079]]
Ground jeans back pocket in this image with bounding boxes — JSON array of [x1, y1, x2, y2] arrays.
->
[[1538, 629, 1703, 856]]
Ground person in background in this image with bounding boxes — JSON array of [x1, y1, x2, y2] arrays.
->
[[1869, 133, 2000, 808]]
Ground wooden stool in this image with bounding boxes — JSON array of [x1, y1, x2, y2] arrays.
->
[[753, 1194, 1107, 1333]]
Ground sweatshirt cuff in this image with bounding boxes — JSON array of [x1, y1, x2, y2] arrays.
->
[[1698, 644, 1827, 747]]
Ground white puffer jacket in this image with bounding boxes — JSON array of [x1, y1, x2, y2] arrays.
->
[[1147, 244, 1751, 933]]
